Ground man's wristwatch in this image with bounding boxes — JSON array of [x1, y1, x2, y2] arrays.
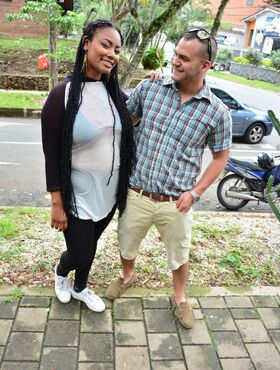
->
[[190, 189, 200, 203]]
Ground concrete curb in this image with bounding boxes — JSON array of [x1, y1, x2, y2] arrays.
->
[[0, 107, 41, 118], [1, 285, 279, 297]]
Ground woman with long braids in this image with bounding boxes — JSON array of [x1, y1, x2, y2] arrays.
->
[[41, 20, 135, 312]]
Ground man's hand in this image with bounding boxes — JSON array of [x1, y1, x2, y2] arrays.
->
[[144, 71, 164, 80], [51, 203, 68, 232], [176, 191, 193, 214]]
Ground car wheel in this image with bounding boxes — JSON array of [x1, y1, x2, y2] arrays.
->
[[244, 123, 265, 144]]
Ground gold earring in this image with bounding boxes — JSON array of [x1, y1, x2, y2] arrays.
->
[[81, 52, 88, 74]]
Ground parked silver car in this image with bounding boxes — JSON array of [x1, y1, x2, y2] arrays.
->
[[210, 86, 273, 144]]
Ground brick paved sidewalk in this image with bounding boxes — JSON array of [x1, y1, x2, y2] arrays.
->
[[0, 292, 280, 370]]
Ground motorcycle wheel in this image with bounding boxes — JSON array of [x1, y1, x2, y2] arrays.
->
[[217, 174, 252, 210]]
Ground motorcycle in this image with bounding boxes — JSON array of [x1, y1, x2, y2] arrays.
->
[[217, 153, 280, 210]]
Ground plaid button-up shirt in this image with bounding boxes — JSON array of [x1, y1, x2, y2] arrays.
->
[[126, 77, 232, 196]]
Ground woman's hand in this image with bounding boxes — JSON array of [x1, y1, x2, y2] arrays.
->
[[50, 191, 68, 231], [51, 204, 68, 231]]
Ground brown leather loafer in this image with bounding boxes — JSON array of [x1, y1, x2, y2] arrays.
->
[[104, 273, 137, 300], [171, 294, 195, 329]]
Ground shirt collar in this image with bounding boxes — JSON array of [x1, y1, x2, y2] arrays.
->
[[162, 76, 212, 103]]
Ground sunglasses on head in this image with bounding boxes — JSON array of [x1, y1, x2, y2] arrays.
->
[[188, 29, 212, 62]]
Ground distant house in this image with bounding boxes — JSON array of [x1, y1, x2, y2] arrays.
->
[[0, 0, 47, 37], [243, 6, 280, 55], [208, 0, 268, 30]]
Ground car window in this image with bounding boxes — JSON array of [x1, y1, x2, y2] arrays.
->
[[211, 88, 237, 108]]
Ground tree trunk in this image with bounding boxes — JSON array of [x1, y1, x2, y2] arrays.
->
[[48, 19, 58, 90], [120, 0, 190, 87], [210, 0, 230, 37]]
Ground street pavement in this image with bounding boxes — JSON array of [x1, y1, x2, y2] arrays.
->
[[0, 288, 280, 370]]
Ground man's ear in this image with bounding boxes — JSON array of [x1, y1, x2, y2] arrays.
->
[[201, 60, 212, 73]]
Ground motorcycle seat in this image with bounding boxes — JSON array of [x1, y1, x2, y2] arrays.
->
[[229, 157, 266, 171]]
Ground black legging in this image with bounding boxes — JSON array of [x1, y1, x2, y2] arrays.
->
[[57, 205, 116, 291]]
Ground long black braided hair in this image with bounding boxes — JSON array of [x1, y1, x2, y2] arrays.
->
[[60, 19, 135, 217]]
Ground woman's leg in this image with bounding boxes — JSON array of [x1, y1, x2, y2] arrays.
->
[[58, 205, 116, 291]]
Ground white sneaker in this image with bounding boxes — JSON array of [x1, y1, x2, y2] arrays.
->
[[71, 287, 106, 312], [54, 265, 71, 304]]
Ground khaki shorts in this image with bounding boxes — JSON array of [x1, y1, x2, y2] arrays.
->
[[118, 189, 193, 270]]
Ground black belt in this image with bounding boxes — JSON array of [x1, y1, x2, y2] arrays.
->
[[131, 188, 179, 202]]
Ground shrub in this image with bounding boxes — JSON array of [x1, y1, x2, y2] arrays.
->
[[261, 58, 273, 69], [243, 48, 262, 65], [233, 56, 250, 64], [271, 50, 280, 71], [142, 47, 165, 70], [216, 47, 233, 64]]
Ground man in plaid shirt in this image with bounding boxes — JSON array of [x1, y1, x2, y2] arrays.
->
[[106, 29, 232, 329]]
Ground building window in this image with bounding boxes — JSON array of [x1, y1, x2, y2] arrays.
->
[[246, 0, 253, 5]]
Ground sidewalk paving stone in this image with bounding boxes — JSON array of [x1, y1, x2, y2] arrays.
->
[[151, 360, 186, 369], [113, 298, 143, 320], [143, 297, 171, 309], [251, 296, 278, 307], [13, 307, 48, 331], [78, 363, 113, 370], [40, 347, 77, 370], [212, 331, 248, 357], [115, 320, 147, 345], [0, 299, 18, 319], [79, 333, 113, 362], [198, 296, 226, 308], [235, 319, 270, 342], [204, 309, 237, 331], [0, 293, 280, 369], [178, 320, 212, 344], [225, 296, 253, 308], [275, 295, 280, 305], [257, 307, 280, 329], [148, 333, 183, 360], [1, 362, 39, 370], [270, 329, 280, 351], [49, 298, 80, 320], [219, 358, 255, 370], [0, 347, 4, 361], [81, 308, 112, 333], [246, 343, 280, 370], [115, 347, 150, 370], [183, 345, 221, 370], [230, 308, 258, 319], [0, 320, 12, 346], [144, 309, 177, 332], [44, 320, 79, 346], [20, 296, 50, 307], [4, 332, 43, 361]]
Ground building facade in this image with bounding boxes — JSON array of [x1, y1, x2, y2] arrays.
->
[[209, 0, 268, 30]]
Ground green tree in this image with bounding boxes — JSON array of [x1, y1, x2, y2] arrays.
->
[[210, 0, 230, 37], [120, 0, 190, 87], [6, 0, 78, 90]]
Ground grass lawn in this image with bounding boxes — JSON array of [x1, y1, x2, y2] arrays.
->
[[207, 70, 280, 93], [0, 91, 47, 109], [0, 207, 279, 288]]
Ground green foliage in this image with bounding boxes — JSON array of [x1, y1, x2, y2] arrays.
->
[[271, 49, 280, 71], [266, 110, 280, 221], [4, 287, 24, 303], [142, 47, 165, 70], [165, 1, 210, 44], [243, 48, 263, 66], [0, 216, 19, 239], [261, 58, 273, 69], [216, 47, 233, 64], [233, 56, 250, 64]]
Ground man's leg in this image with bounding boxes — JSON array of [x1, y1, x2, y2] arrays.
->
[[105, 189, 153, 299], [172, 261, 189, 304], [121, 255, 136, 283]]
